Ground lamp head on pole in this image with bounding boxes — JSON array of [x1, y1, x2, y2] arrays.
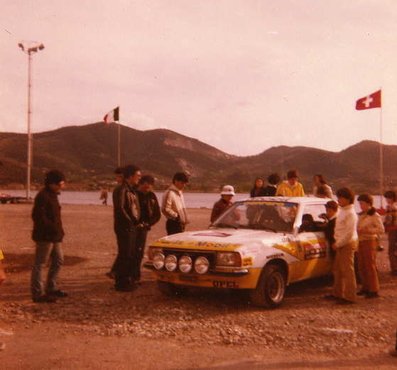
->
[[18, 41, 45, 54]]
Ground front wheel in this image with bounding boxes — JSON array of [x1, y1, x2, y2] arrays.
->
[[249, 264, 286, 308]]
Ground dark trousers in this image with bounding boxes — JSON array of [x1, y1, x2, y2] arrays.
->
[[134, 228, 148, 281], [114, 228, 137, 288], [166, 219, 184, 235], [388, 230, 397, 273]]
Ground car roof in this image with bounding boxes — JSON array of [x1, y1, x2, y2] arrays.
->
[[240, 196, 329, 205]]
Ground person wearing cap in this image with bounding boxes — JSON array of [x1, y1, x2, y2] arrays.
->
[[31, 169, 66, 303], [162, 172, 190, 235], [276, 170, 305, 197], [356, 194, 384, 298], [211, 185, 235, 223]]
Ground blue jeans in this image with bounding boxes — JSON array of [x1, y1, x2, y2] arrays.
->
[[31, 242, 64, 299]]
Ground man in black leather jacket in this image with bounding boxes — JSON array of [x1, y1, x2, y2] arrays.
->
[[112, 164, 141, 291]]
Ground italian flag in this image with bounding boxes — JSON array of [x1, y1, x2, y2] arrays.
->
[[103, 106, 120, 124]]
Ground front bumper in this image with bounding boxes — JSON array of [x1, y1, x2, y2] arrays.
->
[[144, 261, 261, 289]]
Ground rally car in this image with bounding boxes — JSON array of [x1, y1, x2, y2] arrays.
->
[[144, 197, 333, 308]]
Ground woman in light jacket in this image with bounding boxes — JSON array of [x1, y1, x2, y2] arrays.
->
[[357, 194, 385, 298]]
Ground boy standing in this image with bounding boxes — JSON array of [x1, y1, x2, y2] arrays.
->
[[162, 172, 189, 235], [276, 170, 305, 197], [135, 175, 161, 282]]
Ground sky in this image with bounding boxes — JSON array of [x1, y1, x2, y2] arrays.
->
[[1, 0, 397, 156]]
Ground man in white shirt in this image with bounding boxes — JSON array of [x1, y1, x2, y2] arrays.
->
[[162, 172, 189, 235], [331, 187, 359, 304]]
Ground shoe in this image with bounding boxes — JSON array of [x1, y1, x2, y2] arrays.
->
[[47, 290, 68, 298], [115, 285, 134, 292], [33, 294, 57, 303], [323, 294, 337, 300], [357, 290, 368, 296], [365, 292, 379, 298], [106, 271, 115, 280], [376, 245, 384, 252], [390, 349, 397, 357]]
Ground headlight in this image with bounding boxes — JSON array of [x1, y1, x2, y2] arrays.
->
[[194, 256, 209, 274], [153, 253, 165, 270], [165, 254, 178, 272], [216, 252, 242, 267], [179, 255, 193, 273], [149, 247, 163, 260]]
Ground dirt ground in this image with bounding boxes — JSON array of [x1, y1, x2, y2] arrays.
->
[[1, 203, 397, 369]]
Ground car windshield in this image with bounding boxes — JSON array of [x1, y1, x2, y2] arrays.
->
[[213, 200, 298, 233]]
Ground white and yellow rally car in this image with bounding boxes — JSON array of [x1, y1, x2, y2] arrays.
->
[[145, 197, 333, 308]]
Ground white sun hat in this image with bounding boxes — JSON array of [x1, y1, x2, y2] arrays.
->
[[220, 185, 235, 196]]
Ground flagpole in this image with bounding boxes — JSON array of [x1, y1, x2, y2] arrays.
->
[[117, 121, 121, 167], [379, 101, 384, 207]]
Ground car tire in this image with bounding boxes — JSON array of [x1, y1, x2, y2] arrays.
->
[[249, 264, 286, 308], [157, 281, 187, 296]]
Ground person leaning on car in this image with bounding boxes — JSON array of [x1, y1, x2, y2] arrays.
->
[[161, 172, 189, 235]]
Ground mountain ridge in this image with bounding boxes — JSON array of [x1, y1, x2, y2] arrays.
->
[[0, 123, 394, 193]]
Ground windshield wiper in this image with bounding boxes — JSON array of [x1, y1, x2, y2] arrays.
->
[[214, 223, 238, 230], [248, 224, 277, 233], [262, 226, 277, 233]]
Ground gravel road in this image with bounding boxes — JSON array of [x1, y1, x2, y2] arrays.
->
[[0, 204, 396, 369]]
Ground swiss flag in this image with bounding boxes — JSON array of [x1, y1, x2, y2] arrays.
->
[[355, 90, 381, 110]]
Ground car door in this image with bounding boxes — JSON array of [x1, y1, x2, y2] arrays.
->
[[289, 203, 333, 282]]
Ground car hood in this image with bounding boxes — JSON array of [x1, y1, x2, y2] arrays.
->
[[151, 228, 290, 252]]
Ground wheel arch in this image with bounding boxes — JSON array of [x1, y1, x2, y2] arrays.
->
[[262, 258, 289, 285]]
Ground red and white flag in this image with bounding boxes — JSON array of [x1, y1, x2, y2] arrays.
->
[[103, 106, 120, 124], [355, 90, 381, 110]]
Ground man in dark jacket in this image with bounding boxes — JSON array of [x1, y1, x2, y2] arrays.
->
[[31, 170, 66, 303], [134, 175, 161, 282], [262, 173, 280, 196], [113, 164, 141, 291]]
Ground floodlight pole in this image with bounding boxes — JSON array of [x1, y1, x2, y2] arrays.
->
[[27, 50, 33, 200], [18, 41, 45, 199]]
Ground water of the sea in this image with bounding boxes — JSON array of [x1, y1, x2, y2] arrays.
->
[[4, 190, 386, 210], [5, 190, 246, 208]]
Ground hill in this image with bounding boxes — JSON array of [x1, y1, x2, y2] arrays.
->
[[0, 123, 234, 191], [0, 123, 396, 193]]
